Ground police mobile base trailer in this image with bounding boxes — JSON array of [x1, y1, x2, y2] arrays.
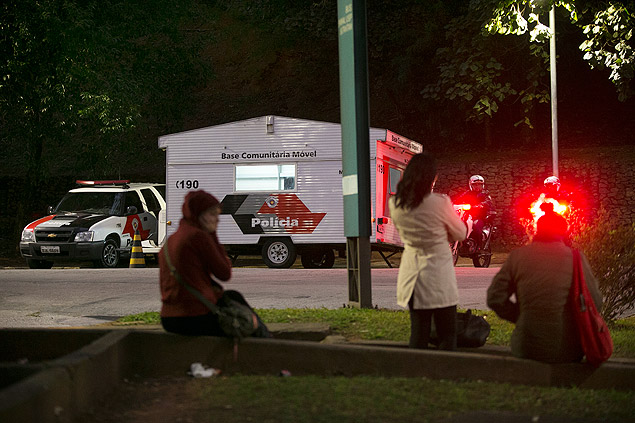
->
[[158, 115, 423, 268]]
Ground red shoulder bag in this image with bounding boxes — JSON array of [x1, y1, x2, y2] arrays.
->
[[570, 249, 613, 367]]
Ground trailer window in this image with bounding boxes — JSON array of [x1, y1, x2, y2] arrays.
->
[[235, 164, 296, 192], [389, 167, 401, 194], [384, 166, 402, 218]]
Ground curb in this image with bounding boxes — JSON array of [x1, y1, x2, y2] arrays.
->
[[1, 328, 634, 423], [56, 322, 332, 341], [1, 331, 128, 423]]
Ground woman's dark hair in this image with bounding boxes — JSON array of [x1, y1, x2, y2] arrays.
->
[[394, 152, 437, 209]]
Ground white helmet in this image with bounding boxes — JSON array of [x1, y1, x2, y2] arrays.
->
[[469, 175, 485, 191], [544, 176, 561, 191]]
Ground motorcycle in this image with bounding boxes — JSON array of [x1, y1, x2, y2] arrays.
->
[[450, 204, 496, 268]]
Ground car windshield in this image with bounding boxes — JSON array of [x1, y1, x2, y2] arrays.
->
[[54, 192, 125, 216]]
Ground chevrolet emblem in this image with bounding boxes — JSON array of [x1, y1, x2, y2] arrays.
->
[[47, 234, 57, 238]]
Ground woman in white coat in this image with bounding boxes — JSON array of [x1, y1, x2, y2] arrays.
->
[[389, 153, 467, 350]]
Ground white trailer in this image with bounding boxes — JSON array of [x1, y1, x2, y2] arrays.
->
[[158, 115, 422, 268]]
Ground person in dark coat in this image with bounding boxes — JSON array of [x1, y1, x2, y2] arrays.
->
[[487, 208, 602, 363], [159, 190, 268, 337]]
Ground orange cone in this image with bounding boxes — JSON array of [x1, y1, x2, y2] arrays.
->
[[129, 228, 146, 268]]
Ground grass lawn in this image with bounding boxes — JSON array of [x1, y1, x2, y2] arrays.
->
[[118, 307, 635, 358], [87, 374, 634, 422], [93, 308, 635, 422], [185, 375, 634, 422]]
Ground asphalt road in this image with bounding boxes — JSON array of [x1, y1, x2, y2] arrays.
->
[[0, 259, 499, 328]]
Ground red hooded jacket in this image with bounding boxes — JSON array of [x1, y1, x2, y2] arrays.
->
[[159, 191, 232, 317]]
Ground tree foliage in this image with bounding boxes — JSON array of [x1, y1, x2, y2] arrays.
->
[[422, 1, 551, 140], [486, 0, 634, 101], [1, 0, 207, 213], [573, 208, 635, 322], [1, 0, 212, 257], [424, 0, 634, 134], [2, 0, 114, 223]]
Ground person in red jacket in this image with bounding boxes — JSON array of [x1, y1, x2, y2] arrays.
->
[[159, 190, 269, 337]]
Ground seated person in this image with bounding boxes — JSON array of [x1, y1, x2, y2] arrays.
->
[[486, 207, 602, 363], [159, 190, 269, 338]]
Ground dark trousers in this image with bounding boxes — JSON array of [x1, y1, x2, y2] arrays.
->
[[471, 218, 485, 246], [408, 297, 457, 351], [161, 290, 270, 338]]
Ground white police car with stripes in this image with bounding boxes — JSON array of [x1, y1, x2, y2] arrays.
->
[[20, 180, 166, 268]]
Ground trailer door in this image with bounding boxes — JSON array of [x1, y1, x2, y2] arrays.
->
[[374, 139, 415, 245]]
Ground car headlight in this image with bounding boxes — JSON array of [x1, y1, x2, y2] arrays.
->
[[74, 231, 94, 242], [21, 230, 35, 242]]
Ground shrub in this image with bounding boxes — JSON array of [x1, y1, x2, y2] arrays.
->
[[572, 208, 635, 322]]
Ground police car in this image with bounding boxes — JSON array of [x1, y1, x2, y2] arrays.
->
[[20, 180, 166, 269]]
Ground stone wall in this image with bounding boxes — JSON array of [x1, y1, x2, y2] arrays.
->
[[432, 146, 635, 249], [1, 146, 633, 256]]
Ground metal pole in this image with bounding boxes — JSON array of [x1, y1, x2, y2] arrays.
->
[[351, 0, 371, 309], [550, 7, 559, 178], [337, 0, 372, 308], [347, 237, 371, 308]]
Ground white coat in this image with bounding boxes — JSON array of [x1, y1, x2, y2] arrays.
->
[[389, 193, 467, 309]]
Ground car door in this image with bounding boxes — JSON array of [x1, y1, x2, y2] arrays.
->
[[139, 188, 162, 243], [125, 191, 156, 242]]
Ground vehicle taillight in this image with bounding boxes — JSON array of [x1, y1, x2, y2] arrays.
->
[[530, 194, 566, 223]]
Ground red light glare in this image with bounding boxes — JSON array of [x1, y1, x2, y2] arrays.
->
[[530, 194, 567, 224], [75, 180, 130, 185]]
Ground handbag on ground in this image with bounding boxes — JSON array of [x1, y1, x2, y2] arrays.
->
[[430, 309, 490, 348]]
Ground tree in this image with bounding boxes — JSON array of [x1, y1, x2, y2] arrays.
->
[[421, 1, 633, 146], [422, 1, 551, 144], [1, 1, 131, 226], [573, 208, 635, 322], [1, 0, 206, 252], [486, 1, 634, 101]]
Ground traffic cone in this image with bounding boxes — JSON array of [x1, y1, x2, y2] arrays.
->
[[129, 228, 146, 268]]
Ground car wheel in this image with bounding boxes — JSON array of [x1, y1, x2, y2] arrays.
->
[[27, 259, 53, 269], [261, 238, 296, 268], [97, 239, 120, 268], [301, 247, 335, 269]]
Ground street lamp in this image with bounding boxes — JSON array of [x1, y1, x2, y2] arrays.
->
[[549, 6, 559, 177]]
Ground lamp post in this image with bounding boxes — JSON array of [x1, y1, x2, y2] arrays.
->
[[549, 6, 559, 178]]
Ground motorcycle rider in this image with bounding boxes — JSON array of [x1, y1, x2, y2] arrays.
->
[[538, 175, 588, 233], [543, 176, 569, 202], [452, 175, 494, 250], [539, 175, 574, 215]]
